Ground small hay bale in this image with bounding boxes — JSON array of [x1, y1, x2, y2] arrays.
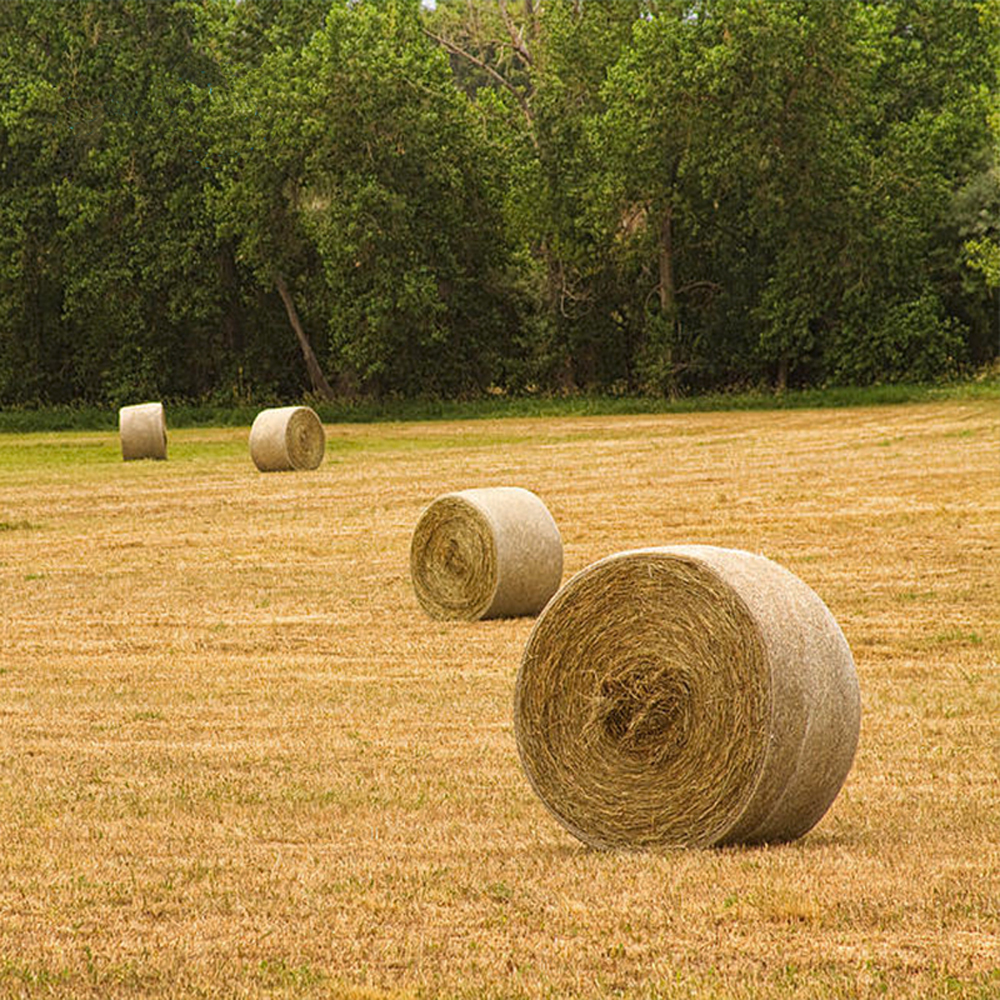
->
[[119, 402, 167, 461], [410, 487, 563, 621], [249, 406, 325, 472], [514, 544, 860, 849]]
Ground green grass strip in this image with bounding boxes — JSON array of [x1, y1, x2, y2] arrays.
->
[[0, 379, 996, 433]]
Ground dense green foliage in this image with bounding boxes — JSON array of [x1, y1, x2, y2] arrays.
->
[[1, 0, 997, 406]]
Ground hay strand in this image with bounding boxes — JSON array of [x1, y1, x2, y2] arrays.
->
[[410, 487, 563, 620], [119, 402, 167, 461], [514, 545, 860, 849], [249, 406, 325, 472]]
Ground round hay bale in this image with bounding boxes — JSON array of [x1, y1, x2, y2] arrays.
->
[[514, 544, 860, 849], [249, 406, 325, 472], [119, 402, 167, 461], [410, 487, 563, 621]]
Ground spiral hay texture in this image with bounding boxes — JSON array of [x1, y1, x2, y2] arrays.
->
[[514, 545, 860, 850], [119, 402, 167, 461], [410, 487, 563, 621], [249, 406, 325, 472]]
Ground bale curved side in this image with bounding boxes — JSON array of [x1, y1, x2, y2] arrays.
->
[[514, 545, 860, 850], [410, 487, 563, 621], [119, 402, 167, 461], [249, 406, 325, 472]]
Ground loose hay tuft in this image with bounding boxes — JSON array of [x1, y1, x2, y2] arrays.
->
[[119, 402, 167, 461], [514, 545, 860, 849], [249, 406, 325, 472], [410, 487, 563, 621]]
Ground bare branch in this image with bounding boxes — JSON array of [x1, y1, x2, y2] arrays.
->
[[422, 26, 536, 143], [677, 280, 723, 296], [497, 0, 532, 66]]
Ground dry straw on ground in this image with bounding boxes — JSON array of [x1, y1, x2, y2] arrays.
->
[[409, 486, 563, 620], [118, 401, 167, 461], [248, 405, 325, 471], [1, 401, 998, 999], [515, 544, 861, 850]]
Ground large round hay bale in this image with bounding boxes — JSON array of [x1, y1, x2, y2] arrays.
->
[[410, 487, 563, 621], [119, 402, 167, 461], [249, 406, 325, 472], [514, 545, 860, 849]]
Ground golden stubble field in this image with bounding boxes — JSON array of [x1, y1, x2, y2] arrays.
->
[[0, 400, 998, 999]]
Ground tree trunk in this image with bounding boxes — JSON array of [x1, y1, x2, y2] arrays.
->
[[776, 356, 789, 393], [219, 246, 241, 355], [658, 205, 678, 400], [274, 273, 335, 400]]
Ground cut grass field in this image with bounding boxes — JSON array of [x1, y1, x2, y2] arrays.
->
[[0, 399, 997, 999]]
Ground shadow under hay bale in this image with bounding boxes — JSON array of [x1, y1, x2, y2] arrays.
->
[[410, 487, 563, 621], [119, 402, 167, 461], [249, 406, 325, 472], [514, 544, 860, 850]]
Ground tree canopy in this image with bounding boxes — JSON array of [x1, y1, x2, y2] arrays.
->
[[1, 0, 997, 406]]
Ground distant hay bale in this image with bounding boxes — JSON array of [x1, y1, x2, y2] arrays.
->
[[249, 406, 325, 472], [119, 402, 167, 461], [410, 487, 563, 621], [514, 545, 860, 850]]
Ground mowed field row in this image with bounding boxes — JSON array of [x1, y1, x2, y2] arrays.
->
[[0, 401, 998, 999]]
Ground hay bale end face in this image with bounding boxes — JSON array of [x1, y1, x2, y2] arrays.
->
[[410, 487, 563, 621], [514, 545, 860, 850], [249, 406, 325, 472], [119, 402, 167, 461]]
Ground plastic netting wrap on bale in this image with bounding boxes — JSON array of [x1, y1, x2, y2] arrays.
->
[[119, 402, 167, 461], [249, 406, 325, 472], [410, 487, 563, 621], [514, 544, 860, 850]]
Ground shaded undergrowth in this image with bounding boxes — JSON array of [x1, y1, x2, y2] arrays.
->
[[0, 379, 997, 433]]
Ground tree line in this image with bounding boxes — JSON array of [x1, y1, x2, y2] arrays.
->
[[1, 0, 997, 407]]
